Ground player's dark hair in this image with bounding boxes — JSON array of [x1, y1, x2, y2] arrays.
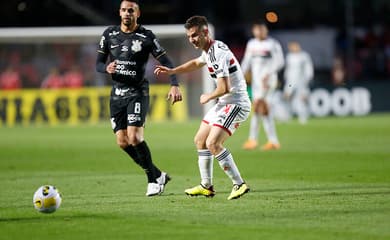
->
[[184, 15, 208, 30], [253, 19, 267, 27], [122, 0, 139, 5]]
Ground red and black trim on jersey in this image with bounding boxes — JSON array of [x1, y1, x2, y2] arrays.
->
[[207, 58, 238, 79]]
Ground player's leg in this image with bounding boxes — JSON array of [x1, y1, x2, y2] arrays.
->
[[126, 94, 168, 196], [207, 104, 250, 200], [294, 90, 309, 124], [111, 98, 143, 164], [185, 118, 215, 197], [259, 81, 280, 150], [243, 100, 261, 150]]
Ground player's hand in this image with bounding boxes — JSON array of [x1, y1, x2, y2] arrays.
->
[[106, 61, 117, 74], [167, 86, 182, 105], [154, 65, 172, 75], [200, 94, 210, 105]]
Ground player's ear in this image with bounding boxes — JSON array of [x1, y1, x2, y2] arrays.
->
[[203, 27, 209, 36], [136, 6, 141, 18]]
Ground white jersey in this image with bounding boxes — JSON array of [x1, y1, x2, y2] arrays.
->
[[284, 51, 314, 95], [198, 40, 251, 110], [241, 37, 284, 99]]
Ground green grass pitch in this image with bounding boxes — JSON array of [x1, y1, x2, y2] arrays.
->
[[0, 114, 389, 240]]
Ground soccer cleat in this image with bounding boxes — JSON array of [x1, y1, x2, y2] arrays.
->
[[242, 139, 258, 150], [227, 183, 250, 200], [156, 172, 171, 193], [184, 184, 215, 198], [261, 141, 281, 151], [146, 183, 162, 197]]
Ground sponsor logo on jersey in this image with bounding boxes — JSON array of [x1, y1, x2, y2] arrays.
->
[[128, 114, 141, 123], [121, 46, 129, 52], [217, 42, 229, 51], [110, 44, 120, 49], [99, 36, 105, 49], [109, 31, 120, 36], [114, 88, 130, 96], [115, 60, 136, 65], [131, 40, 143, 52]]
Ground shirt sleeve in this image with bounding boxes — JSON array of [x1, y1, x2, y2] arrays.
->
[[97, 28, 109, 54], [268, 40, 284, 74], [303, 52, 314, 82], [214, 52, 230, 79], [148, 31, 167, 59], [240, 41, 252, 74], [96, 28, 110, 73]]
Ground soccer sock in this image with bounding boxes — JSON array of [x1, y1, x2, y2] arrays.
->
[[248, 114, 259, 141], [295, 97, 308, 124], [262, 112, 279, 144], [123, 145, 162, 178], [134, 141, 159, 183], [197, 149, 213, 188], [215, 148, 244, 186]]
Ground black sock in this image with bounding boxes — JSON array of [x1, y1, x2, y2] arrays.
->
[[123, 145, 141, 164], [133, 141, 161, 183]]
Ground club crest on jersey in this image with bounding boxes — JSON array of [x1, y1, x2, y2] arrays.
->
[[131, 40, 143, 52]]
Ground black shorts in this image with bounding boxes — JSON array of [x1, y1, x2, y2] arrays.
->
[[109, 85, 149, 132]]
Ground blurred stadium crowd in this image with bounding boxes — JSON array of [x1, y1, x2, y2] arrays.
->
[[0, 0, 389, 90]]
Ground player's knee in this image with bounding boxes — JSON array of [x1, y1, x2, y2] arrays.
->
[[194, 135, 207, 149], [116, 137, 128, 149], [206, 138, 222, 155], [127, 134, 141, 145]]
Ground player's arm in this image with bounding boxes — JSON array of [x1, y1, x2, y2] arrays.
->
[[240, 41, 252, 76], [154, 58, 205, 76], [303, 53, 314, 83], [268, 41, 285, 74], [96, 29, 116, 74], [155, 53, 183, 104], [200, 77, 230, 104], [149, 32, 182, 104], [96, 52, 117, 74]]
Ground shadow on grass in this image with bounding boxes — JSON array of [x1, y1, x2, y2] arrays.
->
[[249, 184, 390, 197], [0, 213, 107, 223]]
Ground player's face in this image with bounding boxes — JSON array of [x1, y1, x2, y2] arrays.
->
[[186, 26, 208, 50], [252, 24, 268, 40], [119, 1, 140, 26], [288, 42, 301, 52]]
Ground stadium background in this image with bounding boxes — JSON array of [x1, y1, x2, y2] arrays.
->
[[0, 1, 389, 239], [0, 0, 389, 126]]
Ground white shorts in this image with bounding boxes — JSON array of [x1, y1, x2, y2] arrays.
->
[[203, 103, 250, 136], [252, 73, 278, 101]]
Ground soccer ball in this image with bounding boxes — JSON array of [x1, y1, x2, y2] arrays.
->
[[33, 185, 62, 213]]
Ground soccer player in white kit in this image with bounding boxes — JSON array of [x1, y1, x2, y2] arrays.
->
[[283, 41, 314, 124], [241, 22, 284, 151], [155, 15, 250, 200]]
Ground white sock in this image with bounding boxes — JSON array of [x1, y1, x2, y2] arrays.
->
[[262, 111, 279, 144], [295, 97, 308, 124], [215, 148, 244, 185], [248, 114, 259, 141], [198, 149, 213, 188]]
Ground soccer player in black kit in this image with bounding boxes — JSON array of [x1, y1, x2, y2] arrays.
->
[[96, 0, 182, 196]]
